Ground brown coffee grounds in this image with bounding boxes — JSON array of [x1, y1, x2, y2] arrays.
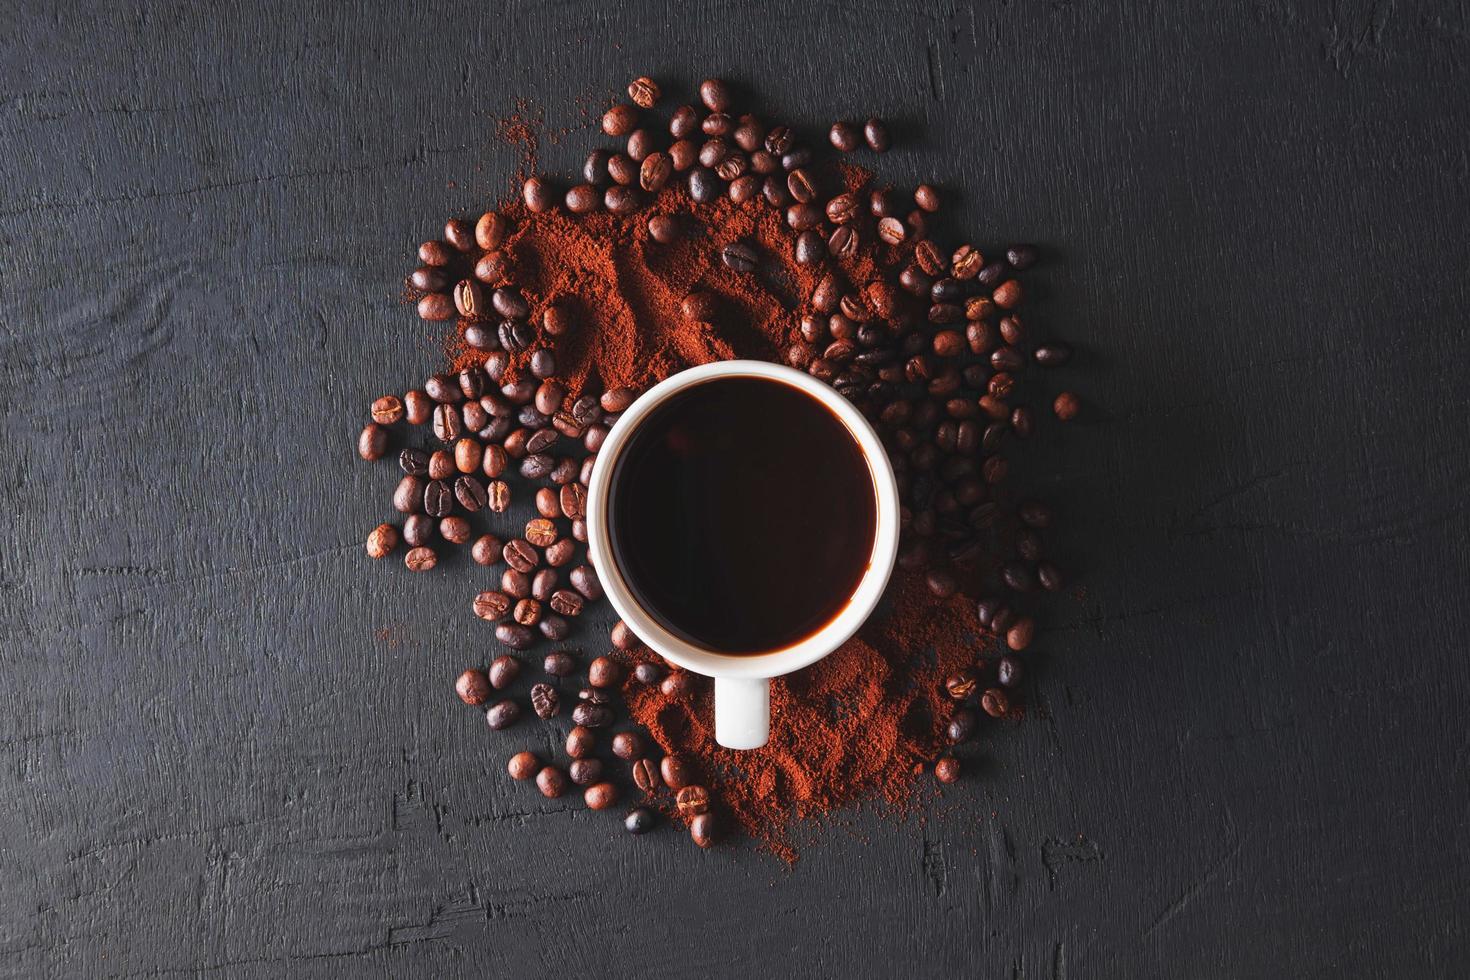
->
[[435, 161, 1014, 861]]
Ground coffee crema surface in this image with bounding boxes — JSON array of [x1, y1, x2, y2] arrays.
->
[[608, 377, 878, 654]]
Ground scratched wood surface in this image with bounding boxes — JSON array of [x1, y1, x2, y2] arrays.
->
[[3, 2, 1468, 977]]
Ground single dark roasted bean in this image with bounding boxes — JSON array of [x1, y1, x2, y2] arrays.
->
[[410, 266, 448, 292], [473, 591, 512, 622], [610, 620, 640, 651], [495, 622, 534, 650], [794, 230, 826, 265], [539, 614, 570, 642], [1053, 392, 1081, 420], [947, 707, 976, 744], [571, 702, 612, 728], [544, 651, 575, 678], [522, 176, 554, 212], [439, 516, 471, 544], [604, 184, 640, 214], [997, 656, 1023, 688], [1034, 342, 1072, 367], [566, 725, 595, 758], [588, 655, 621, 688], [585, 782, 619, 810], [371, 395, 405, 425], [474, 250, 510, 285], [500, 539, 536, 573], [611, 732, 643, 760], [661, 754, 695, 790], [632, 759, 660, 794], [404, 390, 433, 425], [423, 480, 452, 517], [648, 214, 680, 243], [471, 534, 501, 566], [530, 682, 559, 719], [690, 813, 718, 848], [698, 77, 731, 111], [508, 751, 539, 780], [365, 523, 398, 559], [634, 662, 664, 686], [1006, 616, 1035, 651], [403, 514, 434, 547], [513, 598, 542, 627], [863, 117, 891, 152], [688, 167, 721, 203], [532, 568, 558, 602], [549, 589, 584, 617], [721, 241, 758, 272], [418, 240, 451, 267], [475, 211, 508, 250], [486, 700, 521, 731], [925, 568, 957, 598], [914, 183, 940, 212], [404, 546, 436, 572], [525, 429, 559, 455], [1006, 243, 1039, 269], [681, 291, 718, 322], [569, 564, 602, 600], [945, 668, 978, 700], [981, 687, 1009, 718], [524, 517, 558, 548], [569, 758, 604, 786], [536, 765, 569, 798], [934, 757, 960, 784], [456, 669, 491, 706], [676, 785, 711, 817], [828, 120, 860, 151], [565, 183, 600, 213], [544, 538, 575, 568], [393, 475, 425, 514], [1037, 562, 1064, 592], [357, 423, 388, 461]]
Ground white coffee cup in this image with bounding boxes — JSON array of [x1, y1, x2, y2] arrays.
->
[[586, 360, 901, 750]]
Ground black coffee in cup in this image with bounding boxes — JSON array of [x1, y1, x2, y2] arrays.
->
[[607, 376, 878, 654]]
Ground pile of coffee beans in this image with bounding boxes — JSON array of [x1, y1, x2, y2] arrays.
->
[[358, 74, 1078, 841]]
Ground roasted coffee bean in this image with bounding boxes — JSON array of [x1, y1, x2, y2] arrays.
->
[[439, 516, 471, 544], [828, 120, 860, 151], [413, 286, 454, 320], [461, 400, 488, 432], [925, 568, 958, 598], [631, 759, 660, 794], [688, 167, 721, 203], [588, 655, 621, 688], [878, 216, 906, 245], [945, 668, 978, 700], [410, 266, 448, 292], [431, 404, 462, 443], [521, 430, 556, 456], [610, 620, 641, 651], [482, 479, 509, 513], [981, 687, 1009, 718], [549, 456, 579, 486], [668, 139, 698, 171], [1051, 391, 1081, 422], [472, 211, 507, 251], [556, 482, 586, 520], [371, 395, 405, 426], [826, 192, 859, 224], [473, 591, 512, 622], [495, 622, 534, 650], [580, 687, 613, 706], [721, 241, 759, 272], [602, 102, 638, 137], [702, 111, 733, 137], [690, 813, 718, 848], [997, 656, 1023, 688], [530, 682, 559, 719], [468, 534, 500, 567], [1009, 406, 1035, 439], [522, 176, 554, 212], [571, 702, 612, 728], [565, 183, 600, 213], [1006, 616, 1035, 651], [508, 750, 539, 780], [977, 261, 1008, 288], [934, 757, 960, 784], [498, 538, 535, 574], [544, 651, 576, 678], [489, 287, 527, 322], [633, 662, 664, 686], [366, 523, 398, 559], [569, 758, 604, 786], [627, 75, 660, 108], [549, 589, 583, 617], [947, 707, 977, 744], [660, 754, 695, 790], [794, 229, 826, 265], [611, 732, 643, 760], [569, 564, 602, 600], [514, 598, 542, 627], [676, 785, 711, 817], [519, 454, 553, 479], [786, 167, 816, 202], [626, 128, 657, 163], [357, 423, 388, 461], [729, 174, 761, 202], [403, 390, 433, 425], [1032, 342, 1073, 369], [669, 103, 700, 138], [762, 174, 791, 207], [404, 546, 437, 572], [539, 615, 570, 642], [863, 117, 891, 152], [993, 279, 1023, 309], [764, 124, 794, 154], [392, 475, 425, 514], [530, 569, 557, 602], [403, 514, 435, 547], [422, 479, 452, 517], [456, 668, 491, 705], [562, 728, 595, 762], [524, 518, 558, 548], [635, 151, 672, 193], [1037, 561, 1064, 592], [418, 240, 452, 267], [714, 153, 746, 181], [1001, 560, 1035, 593], [473, 251, 511, 287], [681, 290, 718, 322], [536, 765, 569, 798], [506, 571, 535, 603], [439, 218, 473, 252], [698, 77, 731, 111], [543, 538, 575, 568], [534, 487, 562, 520], [585, 782, 619, 810], [914, 183, 940, 212], [486, 699, 521, 730], [648, 213, 680, 243], [604, 184, 640, 214]]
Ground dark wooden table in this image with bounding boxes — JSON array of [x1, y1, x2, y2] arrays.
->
[[4, 2, 1468, 977]]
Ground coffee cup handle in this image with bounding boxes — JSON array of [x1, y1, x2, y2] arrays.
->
[[714, 676, 770, 749]]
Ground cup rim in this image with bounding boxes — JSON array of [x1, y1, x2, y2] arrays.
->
[[586, 360, 901, 681]]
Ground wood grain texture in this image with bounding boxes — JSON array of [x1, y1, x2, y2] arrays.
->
[[3, 1, 1468, 977]]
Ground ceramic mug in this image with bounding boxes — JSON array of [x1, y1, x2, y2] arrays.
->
[[586, 360, 901, 750]]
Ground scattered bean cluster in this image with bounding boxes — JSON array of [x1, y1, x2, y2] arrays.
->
[[359, 73, 1081, 839]]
